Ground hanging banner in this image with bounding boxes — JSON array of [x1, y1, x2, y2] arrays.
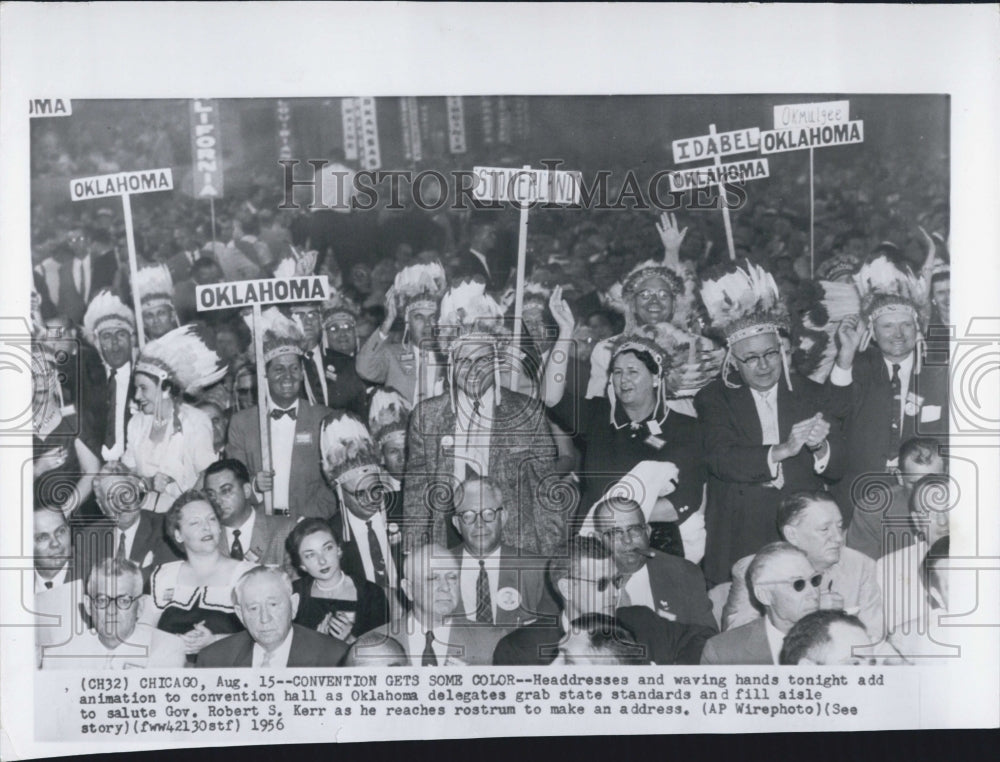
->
[[358, 96, 381, 171], [408, 96, 422, 163], [276, 99, 293, 162], [418, 101, 432, 159], [497, 96, 512, 144], [481, 96, 495, 146], [514, 96, 530, 143], [446, 96, 467, 154], [341, 98, 358, 161], [189, 99, 224, 198], [399, 97, 413, 161]]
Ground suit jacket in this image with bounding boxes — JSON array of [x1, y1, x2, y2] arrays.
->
[[695, 377, 847, 585], [403, 391, 563, 555], [493, 606, 714, 666], [219, 509, 294, 569], [196, 624, 348, 668], [226, 400, 339, 520], [355, 331, 443, 407], [829, 347, 949, 521], [332, 513, 404, 590], [90, 249, 119, 295], [454, 545, 559, 627], [700, 617, 772, 665], [361, 617, 510, 666], [72, 511, 179, 580], [638, 549, 717, 630]]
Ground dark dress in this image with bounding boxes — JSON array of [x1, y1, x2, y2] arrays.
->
[[292, 574, 389, 639], [150, 560, 256, 637], [33, 412, 87, 512]]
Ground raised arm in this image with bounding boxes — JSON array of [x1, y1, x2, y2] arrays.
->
[[541, 285, 575, 409]]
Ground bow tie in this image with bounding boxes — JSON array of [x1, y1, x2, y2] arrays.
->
[[270, 407, 297, 420]]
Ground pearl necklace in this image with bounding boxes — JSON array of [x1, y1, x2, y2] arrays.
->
[[313, 570, 346, 593]]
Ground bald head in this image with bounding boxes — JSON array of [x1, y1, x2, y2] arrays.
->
[[345, 632, 407, 667]]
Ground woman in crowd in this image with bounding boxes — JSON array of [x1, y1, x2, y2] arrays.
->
[[122, 324, 225, 511], [286, 518, 389, 643], [543, 288, 706, 558], [145, 490, 257, 664]]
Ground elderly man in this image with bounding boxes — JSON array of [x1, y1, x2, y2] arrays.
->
[[779, 609, 872, 665], [203, 459, 294, 568], [696, 262, 846, 585], [493, 536, 713, 666], [356, 542, 509, 666], [40, 558, 156, 670], [451, 475, 557, 627], [593, 497, 715, 629], [198, 566, 348, 667], [344, 632, 408, 667], [702, 542, 821, 665], [226, 309, 337, 519], [723, 491, 882, 637], [34, 506, 76, 594], [74, 461, 178, 578]]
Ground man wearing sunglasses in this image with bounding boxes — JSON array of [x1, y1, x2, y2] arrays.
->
[[493, 536, 714, 666], [40, 558, 157, 670], [722, 491, 882, 638], [702, 542, 821, 665]]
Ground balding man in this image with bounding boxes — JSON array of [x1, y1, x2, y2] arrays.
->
[[197, 567, 348, 668], [344, 632, 408, 667], [356, 542, 509, 666], [702, 542, 821, 665], [593, 497, 715, 629], [723, 491, 882, 637], [779, 609, 871, 665]]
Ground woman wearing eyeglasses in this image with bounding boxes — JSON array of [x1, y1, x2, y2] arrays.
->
[[286, 518, 389, 643]]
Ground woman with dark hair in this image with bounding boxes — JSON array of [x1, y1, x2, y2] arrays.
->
[[122, 325, 225, 511], [543, 288, 706, 556], [286, 518, 389, 643]]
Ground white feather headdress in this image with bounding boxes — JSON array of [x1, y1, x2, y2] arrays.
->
[[320, 411, 381, 484], [393, 262, 447, 316], [259, 307, 306, 364], [854, 254, 930, 328], [134, 265, 174, 310], [368, 388, 410, 445], [82, 289, 135, 344], [134, 324, 227, 394]]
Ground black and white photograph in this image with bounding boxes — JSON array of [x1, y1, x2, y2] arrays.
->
[[1, 2, 998, 755]]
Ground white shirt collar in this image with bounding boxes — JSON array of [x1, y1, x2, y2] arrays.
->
[[116, 519, 141, 555], [750, 384, 779, 404], [226, 510, 256, 550], [763, 615, 785, 665], [252, 626, 295, 668], [268, 398, 300, 414], [883, 352, 915, 376], [35, 564, 69, 594], [462, 545, 502, 564]]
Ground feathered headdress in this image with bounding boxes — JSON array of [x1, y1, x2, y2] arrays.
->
[[393, 261, 447, 317], [321, 290, 359, 328], [700, 260, 792, 390], [134, 324, 227, 395], [815, 253, 860, 283], [368, 388, 410, 446], [134, 265, 174, 312], [273, 248, 318, 280], [82, 289, 136, 344], [619, 257, 698, 333], [259, 307, 305, 364], [437, 280, 510, 406], [790, 280, 861, 383], [320, 411, 383, 541]]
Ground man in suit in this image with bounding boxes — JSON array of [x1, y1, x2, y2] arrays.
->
[[779, 609, 872, 666], [73, 461, 179, 579], [34, 505, 77, 594], [695, 329, 846, 586], [493, 536, 713, 666], [453, 214, 508, 294], [198, 567, 348, 668], [320, 298, 369, 419], [828, 272, 949, 524], [174, 257, 224, 326], [702, 542, 821, 665], [35, 230, 114, 325], [203, 459, 294, 569], [226, 310, 338, 520], [450, 475, 558, 627], [592, 496, 716, 629], [404, 292, 563, 554], [354, 542, 509, 666], [291, 300, 332, 407], [722, 491, 883, 638], [164, 226, 205, 285]]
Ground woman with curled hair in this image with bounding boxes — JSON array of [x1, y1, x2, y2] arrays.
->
[[143, 490, 256, 663], [286, 518, 389, 643]]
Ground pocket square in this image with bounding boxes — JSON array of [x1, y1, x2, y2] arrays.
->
[[920, 405, 942, 423]]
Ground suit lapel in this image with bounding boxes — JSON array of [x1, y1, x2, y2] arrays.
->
[[236, 632, 256, 667], [746, 618, 772, 663], [130, 513, 154, 563]]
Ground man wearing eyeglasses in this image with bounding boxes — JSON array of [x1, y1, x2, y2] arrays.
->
[[695, 328, 846, 586], [291, 302, 331, 407], [493, 536, 713, 665], [722, 491, 882, 638], [40, 558, 158, 670], [593, 497, 716, 629], [451, 475, 557, 627], [702, 542, 821, 665]]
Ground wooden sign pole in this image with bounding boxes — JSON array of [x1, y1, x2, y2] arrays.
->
[[120, 193, 146, 347], [251, 303, 274, 516]]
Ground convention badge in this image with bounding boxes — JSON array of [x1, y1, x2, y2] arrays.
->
[[245, 548, 261, 564], [325, 366, 339, 381], [387, 522, 401, 546], [440, 434, 455, 453], [496, 587, 521, 612], [295, 431, 314, 445], [647, 420, 662, 436], [399, 351, 414, 362], [644, 434, 666, 450], [904, 391, 924, 417]]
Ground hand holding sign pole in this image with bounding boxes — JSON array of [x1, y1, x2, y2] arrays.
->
[[196, 275, 332, 516], [70, 168, 175, 347]]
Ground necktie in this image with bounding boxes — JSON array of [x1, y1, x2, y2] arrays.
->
[[104, 367, 118, 449], [115, 531, 127, 561], [44, 580, 53, 590], [422, 630, 438, 666], [476, 560, 493, 624], [366, 520, 388, 585], [270, 407, 297, 420], [57, 259, 86, 325], [230, 529, 245, 560], [261, 649, 273, 668], [890, 363, 902, 450]]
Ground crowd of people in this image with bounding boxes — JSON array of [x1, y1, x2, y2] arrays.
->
[[31, 109, 953, 670]]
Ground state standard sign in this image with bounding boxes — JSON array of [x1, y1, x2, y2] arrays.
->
[[472, 166, 582, 205], [70, 168, 174, 201], [196, 276, 332, 311]]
